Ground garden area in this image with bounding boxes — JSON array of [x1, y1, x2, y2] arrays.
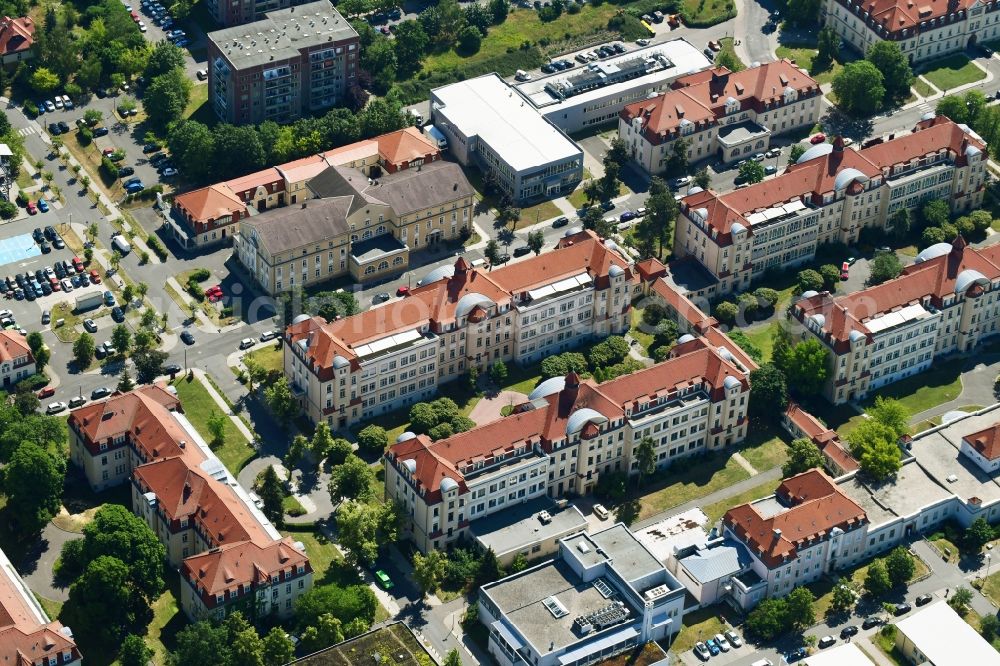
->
[[775, 41, 848, 85], [920, 55, 986, 92], [635, 454, 751, 520], [170, 375, 256, 472], [858, 363, 963, 418], [670, 606, 733, 653]]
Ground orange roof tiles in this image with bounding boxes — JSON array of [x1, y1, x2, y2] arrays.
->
[[288, 231, 633, 372], [224, 167, 281, 195], [836, 0, 976, 36], [174, 183, 245, 222], [621, 62, 819, 144], [377, 126, 440, 166], [785, 403, 859, 473], [0, 16, 33, 56], [182, 538, 310, 599], [0, 329, 32, 364], [682, 116, 983, 242], [388, 342, 747, 502], [724, 469, 867, 567], [964, 423, 1000, 461]]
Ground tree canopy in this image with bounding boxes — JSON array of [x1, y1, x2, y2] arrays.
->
[[832, 60, 886, 117], [2, 442, 65, 535], [783, 438, 826, 477]]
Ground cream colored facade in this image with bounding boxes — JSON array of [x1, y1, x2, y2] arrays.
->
[[675, 117, 987, 295], [824, 0, 1000, 64], [384, 338, 751, 553], [179, 557, 314, 622]]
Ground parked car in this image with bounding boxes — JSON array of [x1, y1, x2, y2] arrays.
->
[[841, 261, 850, 280], [513, 246, 531, 257], [693, 642, 711, 661], [26, 201, 36, 215], [89, 269, 101, 284], [553, 216, 569, 228], [164, 364, 182, 375], [894, 602, 912, 615], [705, 639, 720, 656], [103, 290, 116, 306], [83, 318, 98, 333], [915, 593, 933, 606], [593, 503, 609, 519], [713, 634, 729, 652], [840, 625, 859, 638], [93, 126, 109, 137], [53, 237, 65, 249], [619, 210, 636, 222], [91, 386, 111, 399], [786, 646, 808, 662], [118, 166, 135, 177], [180, 330, 195, 345], [111, 306, 125, 322], [670, 176, 692, 189], [48, 122, 61, 135], [69, 396, 87, 408], [810, 133, 827, 144], [764, 165, 777, 175], [375, 570, 394, 589], [395, 285, 410, 297], [41, 310, 50, 325], [161, 167, 178, 178], [724, 630, 742, 648], [196, 69, 208, 80], [373, 292, 391, 303], [818, 636, 836, 649], [259, 330, 278, 342], [46, 401, 67, 414], [37, 386, 55, 399], [239, 338, 255, 350]]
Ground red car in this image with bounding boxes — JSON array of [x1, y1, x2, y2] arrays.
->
[[72, 257, 84, 272], [810, 133, 827, 144], [102, 147, 115, 157], [396, 285, 410, 297], [89, 269, 101, 284], [26, 201, 36, 215], [841, 261, 850, 280], [37, 386, 55, 399], [206, 285, 223, 296]]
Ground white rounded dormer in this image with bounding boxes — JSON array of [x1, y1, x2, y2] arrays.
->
[[332, 355, 349, 370], [678, 333, 696, 344], [440, 477, 458, 493], [915, 242, 952, 264], [403, 458, 417, 474], [566, 408, 608, 436], [455, 292, 495, 319], [796, 142, 834, 164], [609, 265, 625, 278], [397, 431, 417, 443], [529, 376, 566, 400], [292, 313, 312, 325], [800, 290, 819, 300]]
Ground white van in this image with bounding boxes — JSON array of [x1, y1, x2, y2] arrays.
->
[[112, 235, 131, 255], [751, 660, 773, 666], [593, 503, 609, 520], [515, 69, 532, 81], [408, 108, 424, 126]]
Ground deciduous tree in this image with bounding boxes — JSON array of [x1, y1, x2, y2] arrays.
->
[[869, 252, 903, 285], [265, 377, 298, 425], [413, 550, 447, 596], [783, 438, 826, 477], [357, 424, 388, 455], [2, 442, 64, 535], [867, 42, 914, 104], [258, 465, 285, 528], [864, 558, 891, 597], [738, 159, 765, 184], [335, 500, 399, 566], [748, 363, 789, 421], [832, 60, 885, 117], [885, 546, 915, 587], [329, 455, 376, 503]]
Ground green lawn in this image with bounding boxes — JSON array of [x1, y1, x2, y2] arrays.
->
[[914, 404, 983, 433], [146, 578, 185, 666], [775, 43, 844, 85], [913, 77, 937, 97], [514, 200, 563, 230], [806, 399, 867, 437], [422, 5, 619, 74], [928, 532, 961, 565], [246, 344, 283, 374], [702, 479, 777, 523], [715, 37, 745, 71], [670, 607, 728, 653], [280, 525, 345, 584], [811, 555, 929, 618], [630, 307, 656, 356], [742, 323, 777, 363], [566, 179, 630, 210], [36, 595, 63, 622], [681, 0, 735, 24], [860, 364, 962, 416], [183, 83, 210, 121], [738, 426, 790, 472], [873, 630, 909, 666], [170, 376, 256, 473], [979, 571, 1000, 607], [636, 456, 751, 520], [922, 55, 986, 92]]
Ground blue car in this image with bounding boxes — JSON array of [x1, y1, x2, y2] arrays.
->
[[787, 647, 808, 662], [103, 290, 116, 306], [125, 181, 144, 194], [173, 37, 189, 47], [35, 101, 45, 114], [37, 199, 49, 213], [706, 639, 720, 656]]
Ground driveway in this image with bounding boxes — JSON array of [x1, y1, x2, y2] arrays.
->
[[468, 390, 527, 426], [19, 522, 80, 603]]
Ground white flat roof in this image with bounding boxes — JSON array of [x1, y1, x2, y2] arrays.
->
[[634, 508, 709, 563], [798, 643, 874, 666], [516, 39, 711, 111], [896, 601, 1000, 666], [433, 73, 582, 172]]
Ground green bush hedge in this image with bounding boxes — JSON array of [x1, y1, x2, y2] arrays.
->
[[145, 234, 168, 260]]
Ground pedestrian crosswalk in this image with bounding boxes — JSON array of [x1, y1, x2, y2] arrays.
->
[[16, 126, 35, 137]]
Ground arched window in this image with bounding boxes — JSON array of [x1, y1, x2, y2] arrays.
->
[[362, 230, 372, 240], [393, 256, 404, 265], [376, 225, 386, 235], [364, 265, 375, 274], [378, 261, 389, 270]]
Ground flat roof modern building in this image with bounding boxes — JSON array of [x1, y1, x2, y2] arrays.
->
[[207, 1, 359, 125], [430, 73, 584, 205], [895, 601, 1000, 665], [470, 498, 588, 568], [515, 39, 712, 134], [479, 524, 684, 666], [800, 643, 875, 666]]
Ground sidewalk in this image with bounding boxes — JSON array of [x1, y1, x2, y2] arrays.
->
[[190, 367, 255, 443]]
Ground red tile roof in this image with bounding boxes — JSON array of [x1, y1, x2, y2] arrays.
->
[[964, 422, 1000, 461], [794, 236, 1000, 349], [681, 116, 984, 244], [287, 231, 634, 373], [621, 61, 820, 145], [0, 329, 32, 365], [0, 16, 33, 56], [181, 538, 310, 600], [785, 403, 859, 473], [387, 342, 748, 503], [724, 469, 867, 567], [173, 183, 245, 223], [832, 0, 977, 37], [377, 127, 440, 166]]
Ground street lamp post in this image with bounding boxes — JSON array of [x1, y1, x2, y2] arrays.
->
[[986, 553, 992, 580]]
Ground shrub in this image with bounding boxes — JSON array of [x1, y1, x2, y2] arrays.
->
[[145, 235, 167, 260], [0, 201, 17, 219], [190, 268, 211, 282], [186, 278, 204, 301], [101, 157, 119, 179]]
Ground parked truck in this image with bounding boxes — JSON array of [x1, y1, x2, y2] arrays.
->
[[75, 292, 103, 312], [423, 124, 448, 149], [112, 235, 131, 255]]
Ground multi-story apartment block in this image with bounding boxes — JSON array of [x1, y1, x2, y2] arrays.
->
[[383, 335, 751, 552], [0, 545, 81, 666], [674, 116, 986, 295], [823, 0, 1000, 65], [792, 235, 1000, 404], [207, 1, 359, 125], [235, 160, 475, 292], [619, 61, 822, 172], [283, 231, 639, 429], [171, 127, 442, 249], [0, 329, 35, 389], [479, 524, 684, 666], [723, 469, 870, 600], [67, 385, 312, 622]]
